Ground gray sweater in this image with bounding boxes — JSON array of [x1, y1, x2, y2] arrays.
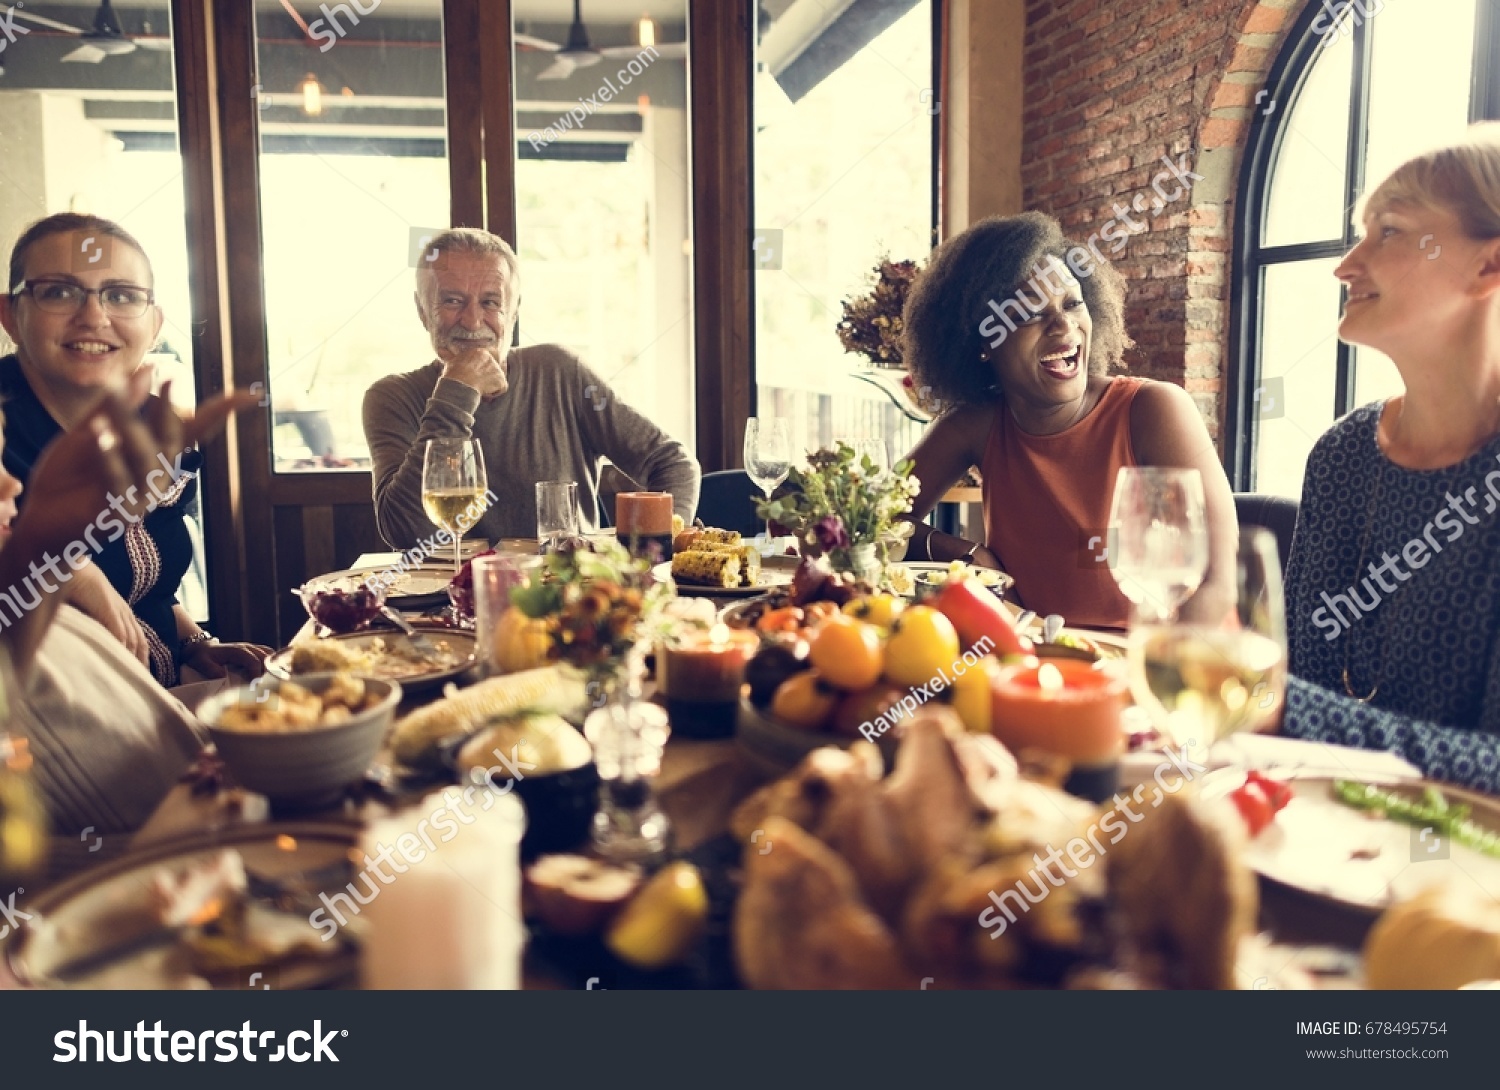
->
[[363, 344, 700, 547]]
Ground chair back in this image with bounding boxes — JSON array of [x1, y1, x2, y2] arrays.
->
[[1233, 493, 1299, 574], [697, 469, 763, 536]]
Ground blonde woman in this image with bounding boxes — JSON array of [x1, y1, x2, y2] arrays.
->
[[1282, 126, 1500, 792]]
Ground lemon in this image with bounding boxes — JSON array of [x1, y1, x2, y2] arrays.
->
[[605, 861, 709, 970]]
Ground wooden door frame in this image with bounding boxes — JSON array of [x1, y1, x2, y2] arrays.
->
[[173, 0, 752, 642]]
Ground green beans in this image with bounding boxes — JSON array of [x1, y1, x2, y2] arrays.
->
[[1332, 779, 1500, 858]]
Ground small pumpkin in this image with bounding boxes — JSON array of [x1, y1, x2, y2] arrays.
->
[[492, 606, 555, 674]]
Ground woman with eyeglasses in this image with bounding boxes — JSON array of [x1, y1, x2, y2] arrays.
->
[[0, 213, 270, 687]]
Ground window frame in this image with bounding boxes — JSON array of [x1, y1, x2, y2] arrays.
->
[[1228, 0, 1496, 493]]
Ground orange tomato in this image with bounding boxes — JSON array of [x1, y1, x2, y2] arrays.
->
[[770, 671, 838, 731], [756, 606, 805, 634], [809, 615, 885, 691]]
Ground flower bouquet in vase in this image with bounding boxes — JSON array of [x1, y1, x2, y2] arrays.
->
[[754, 442, 919, 582]]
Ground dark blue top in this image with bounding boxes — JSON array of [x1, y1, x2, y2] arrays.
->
[[1284, 401, 1500, 792], [0, 354, 201, 686]]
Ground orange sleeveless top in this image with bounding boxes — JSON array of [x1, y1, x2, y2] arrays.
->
[[980, 376, 1147, 630]]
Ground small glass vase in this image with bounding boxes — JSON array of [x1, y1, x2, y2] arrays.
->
[[581, 653, 673, 864], [828, 542, 881, 582]]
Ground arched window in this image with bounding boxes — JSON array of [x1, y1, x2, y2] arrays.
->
[[1229, 0, 1490, 497]]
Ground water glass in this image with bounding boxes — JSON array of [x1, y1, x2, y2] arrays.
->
[[536, 480, 581, 551], [473, 554, 544, 676], [359, 787, 527, 989], [1107, 466, 1209, 623]]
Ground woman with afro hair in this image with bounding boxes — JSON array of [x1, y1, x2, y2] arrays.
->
[[897, 211, 1237, 628]]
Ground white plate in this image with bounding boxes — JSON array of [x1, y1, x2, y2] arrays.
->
[[308, 566, 454, 601], [4, 823, 360, 989], [266, 628, 478, 691], [1200, 771, 1500, 913]]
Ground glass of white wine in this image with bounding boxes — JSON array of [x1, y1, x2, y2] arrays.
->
[[1128, 529, 1287, 749], [744, 417, 792, 542], [422, 438, 488, 575], [1107, 466, 1210, 623]]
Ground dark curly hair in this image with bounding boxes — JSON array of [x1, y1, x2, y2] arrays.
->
[[903, 211, 1132, 410]]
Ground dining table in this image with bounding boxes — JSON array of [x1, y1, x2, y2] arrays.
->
[[8, 541, 1408, 990]]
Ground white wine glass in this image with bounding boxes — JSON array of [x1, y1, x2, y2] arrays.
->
[[1128, 528, 1287, 749], [744, 417, 792, 540], [1107, 466, 1209, 624], [422, 438, 488, 575]]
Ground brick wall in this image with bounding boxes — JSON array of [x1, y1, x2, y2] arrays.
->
[[1021, 0, 1305, 440]]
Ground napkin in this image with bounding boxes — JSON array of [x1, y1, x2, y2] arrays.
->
[[1207, 733, 1422, 782]]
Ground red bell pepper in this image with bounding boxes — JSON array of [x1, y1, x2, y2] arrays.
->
[[1229, 771, 1292, 837], [930, 577, 1034, 659]]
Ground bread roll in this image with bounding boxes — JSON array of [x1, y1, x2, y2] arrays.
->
[[1365, 883, 1500, 989]]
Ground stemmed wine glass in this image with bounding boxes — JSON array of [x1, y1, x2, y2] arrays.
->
[[1128, 528, 1287, 749], [744, 418, 792, 542], [1106, 467, 1210, 624], [422, 438, 488, 575]]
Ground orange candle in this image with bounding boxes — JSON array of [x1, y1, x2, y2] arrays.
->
[[615, 492, 675, 535], [989, 659, 1127, 763], [659, 625, 758, 703]]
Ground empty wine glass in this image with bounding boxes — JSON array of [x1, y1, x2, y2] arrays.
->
[[837, 437, 889, 472], [1128, 529, 1287, 749], [1107, 466, 1209, 624], [744, 417, 792, 540], [422, 438, 487, 575]]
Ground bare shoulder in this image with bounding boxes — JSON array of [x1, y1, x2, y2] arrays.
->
[[929, 401, 994, 449], [1127, 379, 1217, 463]]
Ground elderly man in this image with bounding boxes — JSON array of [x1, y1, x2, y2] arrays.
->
[[363, 228, 699, 547]]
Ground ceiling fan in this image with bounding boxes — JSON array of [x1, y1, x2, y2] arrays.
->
[[515, 0, 686, 82], [12, 0, 173, 64]]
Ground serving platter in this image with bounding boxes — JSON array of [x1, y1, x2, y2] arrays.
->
[[4, 823, 361, 990], [306, 566, 455, 604], [266, 629, 478, 692], [1200, 770, 1500, 913], [653, 554, 799, 598]]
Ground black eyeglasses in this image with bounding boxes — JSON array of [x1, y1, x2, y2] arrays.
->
[[11, 278, 155, 318]]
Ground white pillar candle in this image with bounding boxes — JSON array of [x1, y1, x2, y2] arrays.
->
[[359, 787, 527, 989]]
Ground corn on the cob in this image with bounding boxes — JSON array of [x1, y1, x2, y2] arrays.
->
[[671, 549, 742, 588], [698, 529, 741, 546], [693, 542, 761, 586], [390, 665, 581, 770], [673, 528, 705, 552]]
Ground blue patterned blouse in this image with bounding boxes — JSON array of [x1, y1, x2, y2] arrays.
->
[[1283, 402, 1500, 793]]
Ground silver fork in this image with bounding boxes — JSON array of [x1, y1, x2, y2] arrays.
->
[[379, 604, 443, 657]]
